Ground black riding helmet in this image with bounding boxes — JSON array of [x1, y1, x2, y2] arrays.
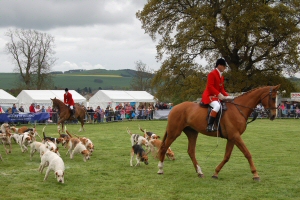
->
[[65, 88, 68, 92], [215, 58, 227, 68]]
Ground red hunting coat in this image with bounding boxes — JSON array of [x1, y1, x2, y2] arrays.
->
[[64, 92, 75, 106], [201, 69, 228, 104]]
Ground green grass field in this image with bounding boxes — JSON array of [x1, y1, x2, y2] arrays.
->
[[0, 119, 300, 200]]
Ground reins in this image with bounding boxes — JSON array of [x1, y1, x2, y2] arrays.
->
[[226, 86, 276, 124]]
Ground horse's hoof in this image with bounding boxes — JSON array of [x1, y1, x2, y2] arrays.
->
[[212, 175, 218, 179], [253, 177, 260, 182], [198, 174, 204, 178]]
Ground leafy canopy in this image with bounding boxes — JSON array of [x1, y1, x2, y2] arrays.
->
[[137, 0, 300, 102]]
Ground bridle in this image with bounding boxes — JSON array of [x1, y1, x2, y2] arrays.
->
[[227, 86, 278, 124]]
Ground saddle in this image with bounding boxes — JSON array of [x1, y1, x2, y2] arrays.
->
[[199, 101, 227, 138]]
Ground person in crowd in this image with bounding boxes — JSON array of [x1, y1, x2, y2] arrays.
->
[[120, 107, 125, 120], [35, 105, 41, 112], [201, 58, 232, 132], [18, 105, 24, 113], [12, 104, 18, 114], [46, 106, 53, 121], [114, 107, 121, 121], [5, 107, 12, 114], [109, 107, 115, 121], [105, 106, 110, 122], [125, 103, 132, 119], [100, 108, 105, 123], [95, 106, 102, 123], [0, 105, 4, 114], [87, 107, 94, 123], [64, 88, 75, 118], [29, 103, 36, 113], [52, 106, 58, 123], [296, 106, 300, 119], [41, 106, 46, 112]]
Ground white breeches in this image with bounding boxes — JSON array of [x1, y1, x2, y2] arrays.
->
[[209, 101, 221, 112], [70, 106, 74, 109]]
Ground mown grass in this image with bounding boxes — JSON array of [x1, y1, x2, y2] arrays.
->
[[0, 119, 300, 200], [0, 69, 132, 91]]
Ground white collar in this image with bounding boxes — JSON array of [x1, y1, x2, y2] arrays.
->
[[216, 68, 223, 77]]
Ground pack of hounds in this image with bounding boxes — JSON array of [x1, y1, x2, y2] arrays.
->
[[127, 125, 175, 167], [0, 123, 94, 184]]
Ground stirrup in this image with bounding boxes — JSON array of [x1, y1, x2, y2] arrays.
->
[[206, 125, 216, 132]]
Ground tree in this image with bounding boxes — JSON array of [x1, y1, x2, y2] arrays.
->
[[130, 60, 153, 92], [5, 29, 56, 89], [137, 0, 300, 99]]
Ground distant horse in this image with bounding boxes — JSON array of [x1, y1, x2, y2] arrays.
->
[[157, 85, 280, 181], [51, 98, 89, 133]]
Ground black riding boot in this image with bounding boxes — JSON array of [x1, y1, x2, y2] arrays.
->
[[206, 116, 217, 132], [72, 109, 76, 118]]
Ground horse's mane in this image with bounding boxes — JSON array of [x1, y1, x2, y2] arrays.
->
[[235, 86, 269, 98]]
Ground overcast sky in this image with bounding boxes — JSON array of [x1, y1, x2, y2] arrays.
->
[[0, 0, 160, 73]]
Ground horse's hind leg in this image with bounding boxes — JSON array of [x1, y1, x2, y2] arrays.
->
[[184, 128, 203, 178], [78, 119, 84, 132], [212, 139, 234, 179]]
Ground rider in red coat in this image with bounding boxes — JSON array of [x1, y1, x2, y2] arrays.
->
[[64, 88, 75, 117], [201, 58, 230, 132]]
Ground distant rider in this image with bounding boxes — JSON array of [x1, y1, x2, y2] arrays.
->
[[64, 88, 75, 118]]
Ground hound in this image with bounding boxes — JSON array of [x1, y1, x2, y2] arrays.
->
[[148, 138, 175, 160], [45, 141, 60, 157], [127, 127, 148, 147], [42, 126, 58, 146], [66, 137, 81, 156], [72, 132, 94, 154], [0, 123, 12, 154], [138, 125, 160, 141], [38, 151, 65, 183], [29, 141, 49, 161], [18, 132, 33, 153], [70, 142, 90, 162], [10, 126, 42, 141], [130, 144, 149, 167]]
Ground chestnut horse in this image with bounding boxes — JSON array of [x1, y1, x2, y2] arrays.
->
[[51, 97, 89, 133], [158, 85, 280, 181]]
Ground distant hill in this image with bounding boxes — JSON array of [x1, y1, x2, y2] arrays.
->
[[0, 69, 139, 91]]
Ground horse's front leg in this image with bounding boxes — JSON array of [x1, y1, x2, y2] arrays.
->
[[185, 130, 203, 177], [234, 136, 260, 181], [57, 118, 66, 134], [78, 119, 84, 132], [213, 139, 234, 179]]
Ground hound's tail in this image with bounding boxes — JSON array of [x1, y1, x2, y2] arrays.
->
[[73, 133, 81, 139], [66, 129, 73, 138], [138, 124, 144, 133], [126, 127, 132, 136], [42, 126, 47, 139]]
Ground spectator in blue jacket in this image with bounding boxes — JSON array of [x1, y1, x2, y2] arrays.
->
[[12, 104, 18, 114]]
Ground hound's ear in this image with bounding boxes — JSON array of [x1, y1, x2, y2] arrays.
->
[[157, 136, 160, 138]]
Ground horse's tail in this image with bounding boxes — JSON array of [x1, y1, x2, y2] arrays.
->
[[157, 130, 168, 160]]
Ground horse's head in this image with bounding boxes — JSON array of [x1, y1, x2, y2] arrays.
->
[[260, 85, 280, 120]]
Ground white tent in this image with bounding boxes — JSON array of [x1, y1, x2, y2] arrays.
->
[[0, 89, 19, 107], [88, 90, 156, 110], [17, 90, 86, 112]]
